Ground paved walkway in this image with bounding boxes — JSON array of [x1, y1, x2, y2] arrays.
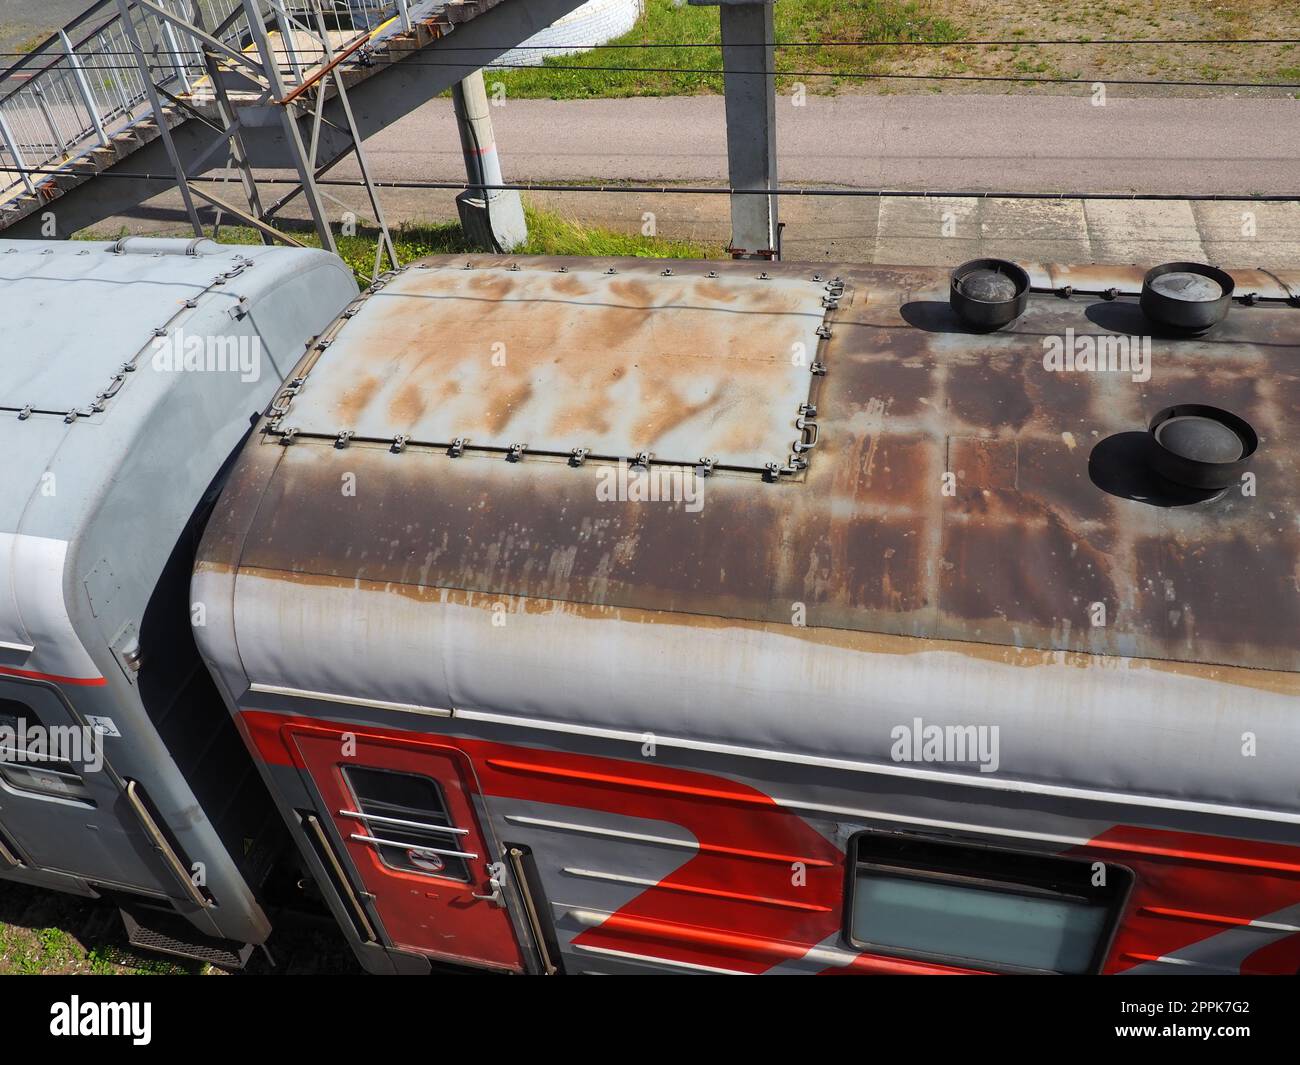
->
[[101, 185, 1300, 269], [351, 93, 1300, 197], [80, 93, 1300, 266]]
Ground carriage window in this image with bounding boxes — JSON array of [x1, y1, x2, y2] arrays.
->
[[0, 697, 93, 802], [846, 833, 1129, 974], [342, 766, 469, 882]]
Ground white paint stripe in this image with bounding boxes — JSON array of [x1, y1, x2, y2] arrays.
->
[[568, 941, 751, 975], [1248, 917, 1300, 932], [248, 682, 452, 718], [504, 814, 700, 854], [455, 707, 1300, 826], [1133, 955, 1240, 974]]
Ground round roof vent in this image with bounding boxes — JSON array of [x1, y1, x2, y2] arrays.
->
[[1140, 262, 1234, 333], [1148, 404, 1257, 490], [950, 258, 1030, 331]]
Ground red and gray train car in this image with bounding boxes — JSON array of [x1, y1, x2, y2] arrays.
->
[[2, 238, 1298, 975]]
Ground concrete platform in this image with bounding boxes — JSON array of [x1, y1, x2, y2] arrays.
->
[[74, 181, 1300, 270]]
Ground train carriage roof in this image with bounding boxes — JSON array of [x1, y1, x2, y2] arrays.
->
[[203, 255, 1300, 678], [0, 237, 356, 686]]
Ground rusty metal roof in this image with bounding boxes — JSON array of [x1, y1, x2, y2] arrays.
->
[[279, 262, 832, 471], [210, 255, 1300, 676]]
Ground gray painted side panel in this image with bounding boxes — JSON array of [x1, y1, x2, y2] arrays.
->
[[0, 238, 358, 940]]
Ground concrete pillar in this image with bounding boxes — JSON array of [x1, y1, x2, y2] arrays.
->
[[452, 70, 527, 252], [691, 0, 779, 259]]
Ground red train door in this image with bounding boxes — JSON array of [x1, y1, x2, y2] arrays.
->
[[287, 724, 524, 972]]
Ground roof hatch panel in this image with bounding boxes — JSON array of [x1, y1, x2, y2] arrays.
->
[[0, 241, 232, 414], [284, 264, 836, 470]]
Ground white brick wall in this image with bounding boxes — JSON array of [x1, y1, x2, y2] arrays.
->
[[497, 0, 643, 68]]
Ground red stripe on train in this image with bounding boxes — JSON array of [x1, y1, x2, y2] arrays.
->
[[238, 709, 1300, 975], [0, 664, 106, 686]]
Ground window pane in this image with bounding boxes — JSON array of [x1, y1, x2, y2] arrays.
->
[[849, 834, 1125, 974], [852, 873, 1108, 973], [343, 766, 468, 882], [0, 697, 92, 802]]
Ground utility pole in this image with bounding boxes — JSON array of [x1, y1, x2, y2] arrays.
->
[[691, 0, 779, 259], [452, 70, 528, 251]]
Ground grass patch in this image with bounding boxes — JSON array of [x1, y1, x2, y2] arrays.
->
[[83, 201, 720, 287], [519, 202, 716, 259], [489, 0, 959, 99]]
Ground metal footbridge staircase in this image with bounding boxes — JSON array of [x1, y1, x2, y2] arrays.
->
[[0, 0, 586, 259]]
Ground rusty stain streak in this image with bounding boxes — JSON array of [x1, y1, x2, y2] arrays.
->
[[203, 256, 1300, 678]]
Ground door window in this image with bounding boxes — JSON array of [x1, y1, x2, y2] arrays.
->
[[0, 696, 93, 803], [342, 766, 472, 882]]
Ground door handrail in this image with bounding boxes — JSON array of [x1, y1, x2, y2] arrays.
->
[[123, 778, 211, 908], [303, 812, 379, 943], [337, 808, 470, 834]]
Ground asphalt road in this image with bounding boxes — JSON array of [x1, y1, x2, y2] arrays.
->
[[346, 93, 1300, 196], [0, 2, 92, 52]]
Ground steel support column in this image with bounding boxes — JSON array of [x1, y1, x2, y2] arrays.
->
[[451, 70, 527, 252], [691, 0, 779, 259]]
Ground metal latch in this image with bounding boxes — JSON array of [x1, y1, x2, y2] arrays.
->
[[471, 869, 506, 908], [793, 415, 819, 453]]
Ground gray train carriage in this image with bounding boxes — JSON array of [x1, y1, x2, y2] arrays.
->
[[0, 237, 357, 965], [194, 254, 1300, 976]]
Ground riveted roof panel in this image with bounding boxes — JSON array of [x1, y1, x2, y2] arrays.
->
[[0, 239, 242, 415], [279, 261, 835, 470]]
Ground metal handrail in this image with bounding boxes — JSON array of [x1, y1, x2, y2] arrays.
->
[[0, 1, 412, 203]]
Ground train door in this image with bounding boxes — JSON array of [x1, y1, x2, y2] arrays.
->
[[287, 724, 525, 972], [0, 677, 164, 890]]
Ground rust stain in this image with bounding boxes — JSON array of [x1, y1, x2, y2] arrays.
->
[[213, 562, 1300, 697], [202, 256, 1300, 679]]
